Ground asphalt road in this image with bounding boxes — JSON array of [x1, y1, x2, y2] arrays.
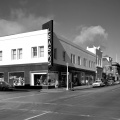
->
[[0, 85, 120, 120]]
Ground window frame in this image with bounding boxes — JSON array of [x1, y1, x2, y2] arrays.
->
[[54, 48, 57, 59], [11, 49, 16, 60], [17, 48, 22, 59], [0, 51, 2, 61], [83, 58, 87, 67], [63, 51, 66, 61], [32, 47, 37, 58], [71, 54, 76, 64], [39, 46, 44, 57], [78, 56, 81, 65]]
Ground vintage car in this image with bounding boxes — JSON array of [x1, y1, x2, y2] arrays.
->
[[0, 81, 14, 91], [92, 80, 105, 88]]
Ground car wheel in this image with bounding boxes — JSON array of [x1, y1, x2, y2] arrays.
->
[[2, 87, 6, 91]]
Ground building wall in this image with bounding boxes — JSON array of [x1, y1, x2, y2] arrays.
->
[[0, 29, 48, 66], [87, 46, 103, 80], [53, 34, 96, 72], [0, 63, 48, 85], [0, 29, 49, 86]]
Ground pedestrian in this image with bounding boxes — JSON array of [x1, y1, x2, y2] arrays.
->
[[86, 79, 88, 85], [55, 79, 59, 88]]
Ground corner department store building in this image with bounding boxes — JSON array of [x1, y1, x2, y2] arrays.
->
[[0, 20, 96, 88]]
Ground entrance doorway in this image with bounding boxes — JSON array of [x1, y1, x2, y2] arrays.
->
[[31, 72, 47, 86]]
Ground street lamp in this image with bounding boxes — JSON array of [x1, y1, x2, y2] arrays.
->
[[66, 63, 69, 90]]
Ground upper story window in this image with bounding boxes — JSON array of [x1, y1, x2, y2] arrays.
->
[[83, 58, 87, 67], [91, 61, 93, 68], [39, 46, 44, 57], [54, 48, 57, 59], [17, 48, 22, 59], [32, 47, 37, 58], [89, 60, 91, 68], [71, 54, 76, 64], [11, 49, 16, 60], [63, 51, 66, 61], [78, 56, 81, 65], [0, 51, 2, 61]]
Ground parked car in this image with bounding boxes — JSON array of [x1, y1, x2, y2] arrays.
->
[[92, 80, 105, 88], [107, 80, 114, 86], [0, 81, 14, 91]]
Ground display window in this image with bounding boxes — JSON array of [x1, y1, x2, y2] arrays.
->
[[34, 74, 47, 86], [33, 72, 58, 86], [81, 72, 85, 85], [9, 72, 25, 86], [0, 73, 4, 81], [48, 72, 58, 86]]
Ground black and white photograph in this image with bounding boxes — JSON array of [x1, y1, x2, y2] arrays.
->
[[0, 0, 120, 120]]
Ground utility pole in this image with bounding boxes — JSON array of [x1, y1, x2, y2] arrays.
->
[[66, 63, 69, 90]]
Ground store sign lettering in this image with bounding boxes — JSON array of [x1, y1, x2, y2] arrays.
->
[[48, 28, 52, 66], [42, 20, 53, 68]]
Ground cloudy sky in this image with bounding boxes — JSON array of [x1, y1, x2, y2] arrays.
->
[[0, 0, 120, 62]]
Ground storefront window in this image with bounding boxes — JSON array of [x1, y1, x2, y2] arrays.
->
[[81, 72, 85, 85], [0, 73, 4, 81], [34, 72, 58, 86], [9, 72, 25, 86], [73, 73, 78, 86], [48, 72, 58, 86], [34, 74, 47, 86], [60, 72, 67, 87]]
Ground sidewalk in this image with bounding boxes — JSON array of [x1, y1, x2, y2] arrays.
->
[[13, 85, 93, 93], [40, 85, 93, 93]]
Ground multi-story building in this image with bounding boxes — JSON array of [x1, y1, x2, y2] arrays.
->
[[0, 20, 96, 88], [112, 62, 120, 81], [102, 55, 112, 74], [87, 46, 103, 80]]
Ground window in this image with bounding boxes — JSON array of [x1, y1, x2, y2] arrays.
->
[[91, 61, 93, 68], [39, 46, 44, 57], [32, 47, 37, 58], [89, 60, 91, 68], [78, 56, 81, 65], [94, 62, 96, 68], [83, 58, 87, 67], [11, 49, 16, 60], [0, 73, 4, 81], [63, 51, 66, 61], [9, 72, 25, 86], [71, 54, 76, 64], [54, 48, 57, 59], [0, 51, 2, 61], [17, 48, 22, 59]]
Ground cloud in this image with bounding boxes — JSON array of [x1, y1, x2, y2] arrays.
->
[[73, 26, 108, 50], [19, 0, 28, 6], [0, 9, 52, 37]]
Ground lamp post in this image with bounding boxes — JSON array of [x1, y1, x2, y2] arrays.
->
[[66, 63, 69, 90]]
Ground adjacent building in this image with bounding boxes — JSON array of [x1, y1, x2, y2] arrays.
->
[[87, 46, 103, 80], [112, 62, 120, 81], [0, 20, 96, 88]]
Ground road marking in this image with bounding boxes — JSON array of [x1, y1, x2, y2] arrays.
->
[[47, 92, 94, 102], [0, 92, 48, 101], [24, 111, 51, 120], [0, 107, 118, 120]]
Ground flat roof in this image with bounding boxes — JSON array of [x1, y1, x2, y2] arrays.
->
[[0, 29, 48, 41]]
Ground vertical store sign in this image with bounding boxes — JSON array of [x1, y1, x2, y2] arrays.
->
[[42, 20, 53, 69]]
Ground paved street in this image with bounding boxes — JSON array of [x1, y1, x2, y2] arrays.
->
[[0, 85, 120, 120]]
